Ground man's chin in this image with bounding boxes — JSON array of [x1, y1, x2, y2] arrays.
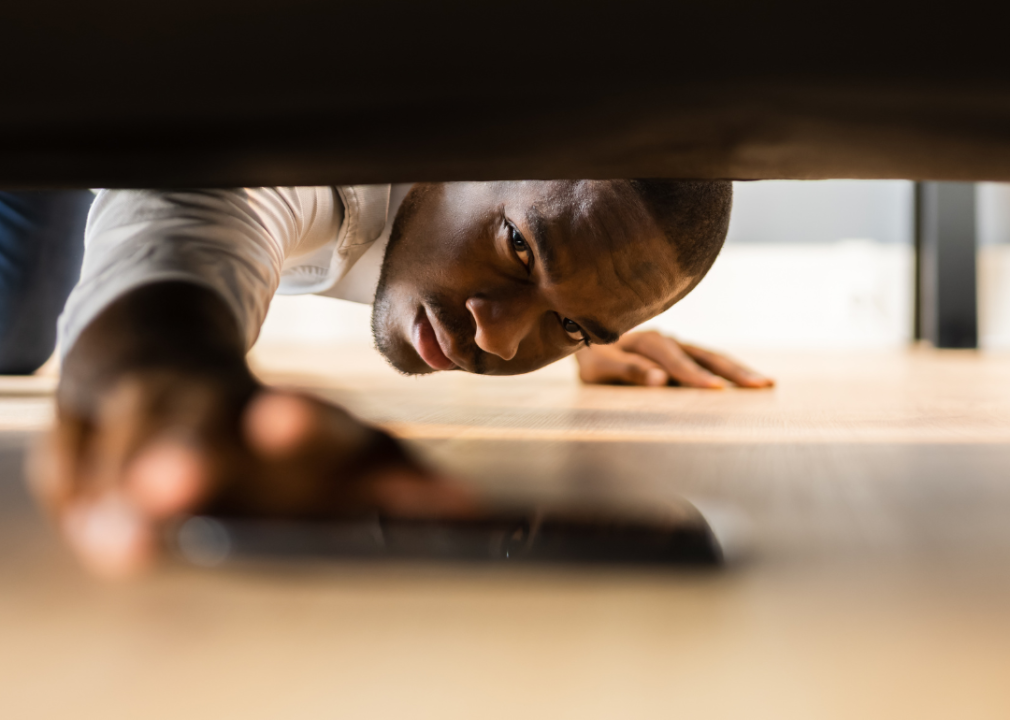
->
[[395, 358, 437, 376], [373, 333, 437, 376], [372, 295, 428, 375]]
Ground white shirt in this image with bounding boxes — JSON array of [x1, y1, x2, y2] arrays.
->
[[59, 184, 407, 355]]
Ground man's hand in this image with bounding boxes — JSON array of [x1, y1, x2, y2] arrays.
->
[[575, 331, 774, 389], [30, 283, 471, 578]]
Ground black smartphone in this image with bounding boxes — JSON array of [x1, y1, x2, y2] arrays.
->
[[167, 502, 722, 568]]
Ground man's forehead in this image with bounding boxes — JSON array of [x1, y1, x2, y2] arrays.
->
[[516, 186, 687, 336], [502, 179, 620, 217], [510, 181, 652, 255], [561, 263, 683, 332], [513, 184, 679, 283]]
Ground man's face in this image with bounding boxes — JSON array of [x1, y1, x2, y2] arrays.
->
[[372, 181, 692, 376]]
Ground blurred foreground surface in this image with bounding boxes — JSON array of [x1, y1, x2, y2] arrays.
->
[[3, 346, 1010, 718]]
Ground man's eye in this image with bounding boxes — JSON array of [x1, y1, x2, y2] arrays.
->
[[562, 317, 589, 344], [508, 223, 532, 270]]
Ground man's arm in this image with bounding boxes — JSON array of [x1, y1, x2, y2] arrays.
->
[[34, 186, 469, 577], [58, 187, 330, 355]]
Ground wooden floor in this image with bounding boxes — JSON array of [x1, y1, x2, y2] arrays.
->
[[4, 344, 1010, 719]]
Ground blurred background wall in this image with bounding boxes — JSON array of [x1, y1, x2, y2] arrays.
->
[[645, 180, 915, 349], [977, 183, 1010, 349], [257, 181, 1010, 352]]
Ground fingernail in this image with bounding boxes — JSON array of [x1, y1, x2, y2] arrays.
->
[[128, 440, 206, 516], [64, 497, 150, 577], [245, 392, 315, 456], [645, 368, 668, 386]]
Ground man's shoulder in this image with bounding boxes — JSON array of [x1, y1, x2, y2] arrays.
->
[[335, 185, 392, 248]]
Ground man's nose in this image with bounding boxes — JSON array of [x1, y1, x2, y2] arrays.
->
[[465, 295, 533, 361]]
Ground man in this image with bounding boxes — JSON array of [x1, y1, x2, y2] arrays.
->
[[33, 180, 772, 576]]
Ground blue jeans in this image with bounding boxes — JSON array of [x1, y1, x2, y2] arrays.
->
[[0, 191, 91, 374]]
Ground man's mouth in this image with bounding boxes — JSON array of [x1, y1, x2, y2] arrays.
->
[[412, 307, 457, 371]]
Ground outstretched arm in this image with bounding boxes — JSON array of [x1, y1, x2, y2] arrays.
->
[[34, 282, 471, 577], [34, 187, 466, 578]]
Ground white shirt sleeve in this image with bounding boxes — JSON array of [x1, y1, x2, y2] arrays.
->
[[58, 186, 343, 355]]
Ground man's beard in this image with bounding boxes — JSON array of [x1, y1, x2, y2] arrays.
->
[[369, 282, 401, 371], [372, 276, 487, 376], [424, 294, 487, 375], [370, 242, 412, 374]]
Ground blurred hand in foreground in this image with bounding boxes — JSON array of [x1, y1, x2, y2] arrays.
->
[[575, 331, 774, 389], [29, 284, 472, 578]]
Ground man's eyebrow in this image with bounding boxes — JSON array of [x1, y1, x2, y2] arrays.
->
[[525, 206, 560, 282], [576, 317, 620, 345]]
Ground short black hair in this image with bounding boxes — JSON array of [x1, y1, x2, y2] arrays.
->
[[629, 179, 733, 285]]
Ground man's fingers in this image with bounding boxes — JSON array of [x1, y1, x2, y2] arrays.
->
[[243, 392, 319, 457], [619, 333, 727, 388], [576, 346, 669, 386], [52, 375, 237, 577], [126, 439, 211, 518], [581, 332, 774, 389], [62, 494, 155, 578], [88, 378, 167, 494], [243, 391, 374, 458], [366, 470, 479, 519], [617, 356, 670, 387], [236, 390, 421, 517], [61, 441, 213, 578], [28, 411, 91, 512], [678, 342, 775, 388]]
